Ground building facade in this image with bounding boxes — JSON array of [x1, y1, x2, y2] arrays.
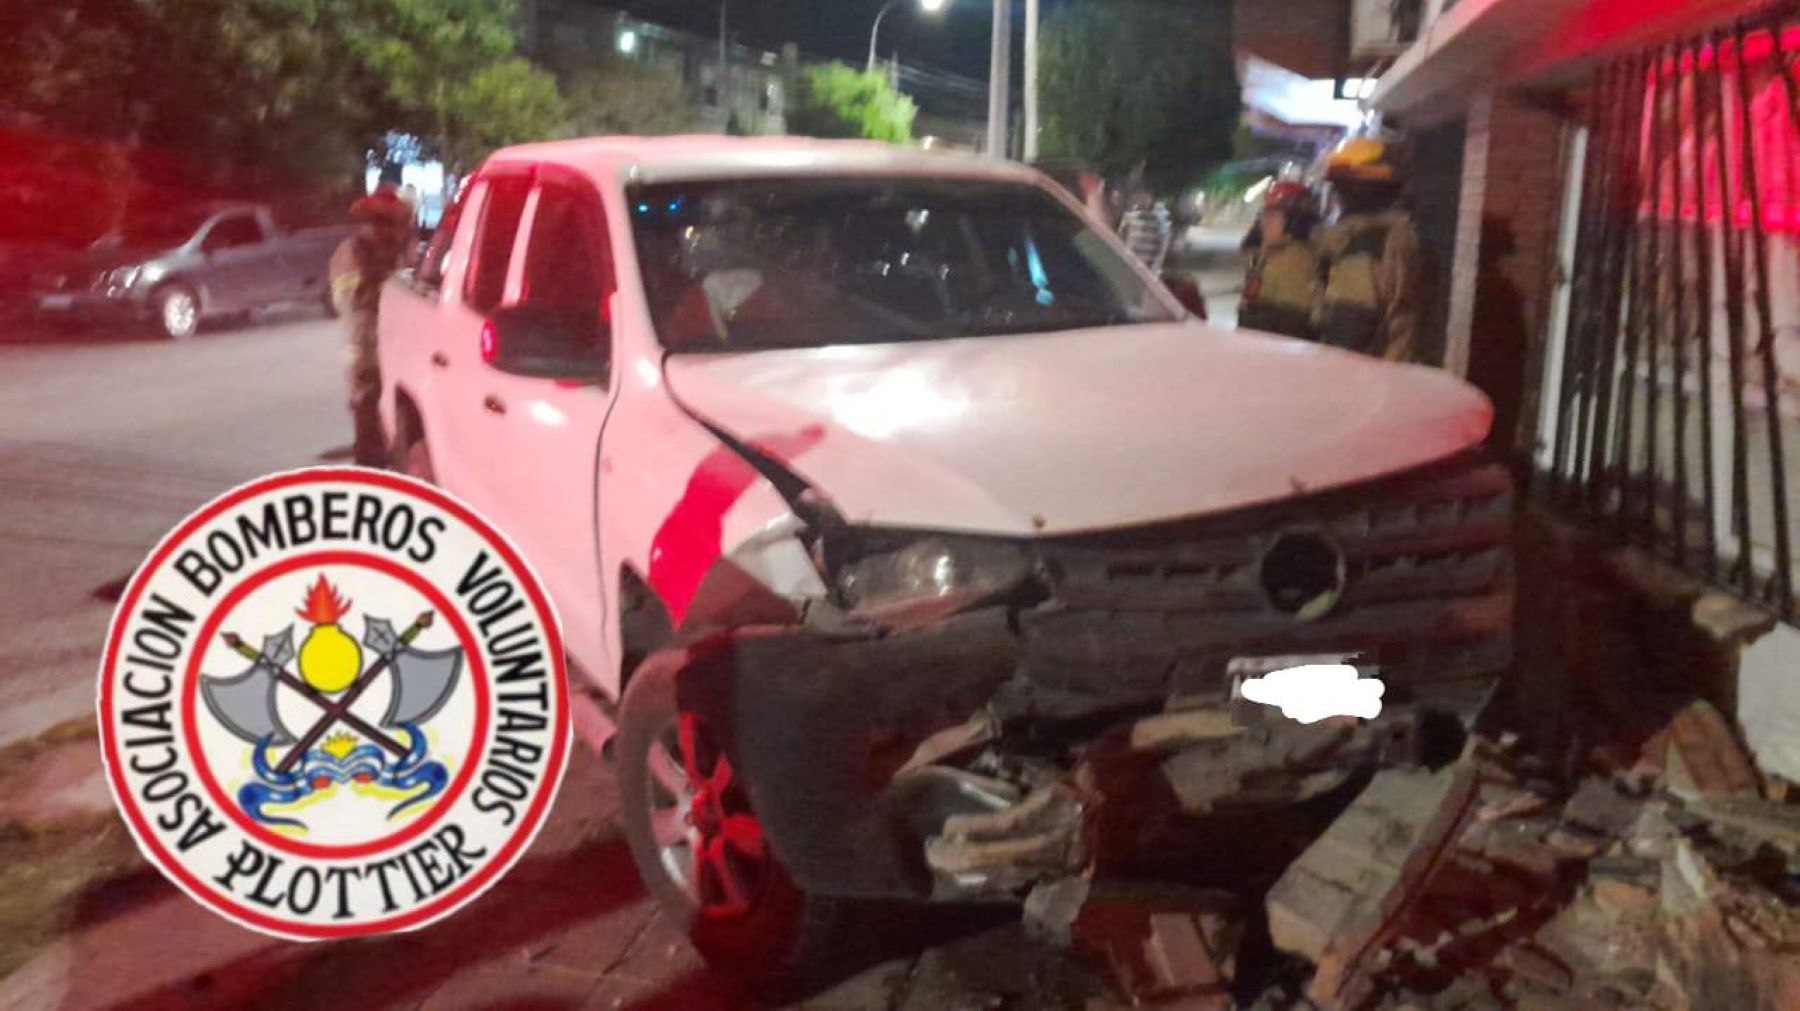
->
[[1367, 0, 1800, 777]]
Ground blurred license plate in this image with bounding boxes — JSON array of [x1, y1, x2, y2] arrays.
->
[[38, 295, 73, 310]]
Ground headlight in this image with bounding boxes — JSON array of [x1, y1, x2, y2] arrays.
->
[[836, 537, 1032, 614], [101, 266, 143, 290]]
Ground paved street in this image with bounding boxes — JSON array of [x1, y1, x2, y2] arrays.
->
[[0, 312, 351, 751], [0, 313, 1117, 1010]]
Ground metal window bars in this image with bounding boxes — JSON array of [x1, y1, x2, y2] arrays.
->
[[1548, 5, 1799, 623]]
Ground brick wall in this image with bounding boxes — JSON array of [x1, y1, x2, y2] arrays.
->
[[1438, 89, 1569, 453]]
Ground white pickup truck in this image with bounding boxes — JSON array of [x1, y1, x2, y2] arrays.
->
[[379, 137, 1512, 984]]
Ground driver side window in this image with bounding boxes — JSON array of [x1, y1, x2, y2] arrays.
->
[[415, 187, 467, 291], [202, 215, 263, 252]]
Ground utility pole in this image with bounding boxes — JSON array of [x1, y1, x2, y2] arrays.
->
[[1022, 0, 1039, 160], [718, 1, 731, 116], [986, 0, 1011, 159]]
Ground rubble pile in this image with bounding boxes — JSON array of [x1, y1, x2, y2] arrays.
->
[[1256, 701, 1800, 1010]]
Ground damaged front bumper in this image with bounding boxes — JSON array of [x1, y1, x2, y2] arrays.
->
[[680, 456, 1516, 904]]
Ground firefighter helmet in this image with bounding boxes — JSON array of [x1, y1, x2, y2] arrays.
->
[[350, 189, 412, 225], [1265, 180, 1318, 214], [1325, 137, 1402, 183]]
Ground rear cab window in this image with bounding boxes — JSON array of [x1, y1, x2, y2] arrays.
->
[[514, 175, 616, 380]]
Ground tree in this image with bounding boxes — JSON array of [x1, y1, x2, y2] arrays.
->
[[0, 0, 565, 216], [560, 53, 695, 139], [787, 64, 916, 144], [1039, 0, 1240, 192]]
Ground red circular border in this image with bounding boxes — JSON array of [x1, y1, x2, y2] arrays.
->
[[181, 551, 491, 860], [98, 468, 571, 941]]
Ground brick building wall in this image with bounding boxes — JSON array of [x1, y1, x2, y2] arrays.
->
[[1437, 90, 1568, 454]]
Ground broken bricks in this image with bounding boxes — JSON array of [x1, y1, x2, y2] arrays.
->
[[1070, 887, 1242, 1006], [1264, 762, 1481, 1007], [1650, 700, 1762, 802]]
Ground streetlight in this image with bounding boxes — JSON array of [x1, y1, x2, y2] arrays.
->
[[868, 0, 950, 74]]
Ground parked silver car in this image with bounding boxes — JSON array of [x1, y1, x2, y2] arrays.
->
[[28, 202, 351, 339]]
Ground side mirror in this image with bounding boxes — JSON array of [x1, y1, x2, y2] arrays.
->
[[1162, 272, 1208, 321], [481, 304, 610, 383]]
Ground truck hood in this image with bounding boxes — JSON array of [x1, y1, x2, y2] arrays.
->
[[662, 324, 1493, 536]]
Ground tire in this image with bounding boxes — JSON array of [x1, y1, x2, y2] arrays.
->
[[153, 284, 200, 340], [391, 407, 435, 482], [617, 650, 840, 991]]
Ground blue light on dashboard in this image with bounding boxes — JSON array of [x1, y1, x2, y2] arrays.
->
[[1025, 238, 1054, 306]]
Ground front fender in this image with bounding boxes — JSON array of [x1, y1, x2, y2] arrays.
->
[[678, 612, 1019, 899], [640, 428, 831, 629]]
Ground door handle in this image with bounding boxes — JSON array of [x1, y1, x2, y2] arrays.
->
[[482, 394, 506, 416], [430, 351, 450, 369]]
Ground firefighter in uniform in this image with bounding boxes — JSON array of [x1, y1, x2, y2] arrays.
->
[[1314, 138, 1424, 362], [329, 186, 413, 467], [1237, 180, 1321, 340]]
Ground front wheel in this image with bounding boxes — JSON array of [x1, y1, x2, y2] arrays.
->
[[153, 284, 199, 340], [617, 650, 839, 990]]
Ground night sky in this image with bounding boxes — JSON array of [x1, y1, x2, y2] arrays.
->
[[607, 0, 1013, 79]]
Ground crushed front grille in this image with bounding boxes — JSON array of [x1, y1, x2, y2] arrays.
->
[[1019, 455, 1515, 706]]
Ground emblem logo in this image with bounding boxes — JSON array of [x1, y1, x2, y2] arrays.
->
[[98, 468, 570, 940], [1258, 529, 1347, 621]]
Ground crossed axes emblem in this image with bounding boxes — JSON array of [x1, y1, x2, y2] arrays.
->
[[202, 611, 462, 773]]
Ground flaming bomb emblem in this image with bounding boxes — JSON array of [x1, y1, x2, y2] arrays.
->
[[296, 576, 361, 694], [199, 574, 465, 832]]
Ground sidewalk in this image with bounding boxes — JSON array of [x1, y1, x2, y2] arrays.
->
[[0, 742, 1121, 1011]]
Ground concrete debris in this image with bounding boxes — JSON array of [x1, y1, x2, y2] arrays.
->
[[1023, 871, 1093, 946], [1160, 719, 1360, 813], [1261, 710, 1800, 1011], [1540, 825, 1608, 860], [1680, 795, 1800, 856], [924, 780, 1088, 893], [1654, 700, 1762, 802], [1658, 839, 1719, 916], [897, 710, 1001, 777], [1068, 888, 1241, 1007], [1588, 876, 1658, 916], [1491, 944, 1573, 992], [1472, 784, 1550, 824], [1142, 913, 1222, 994], [1265, 765, 1469, 962], [1560, 779, 1642, 837], [1128, 708, 1244, 752], [1690, 591, 1779, 646]]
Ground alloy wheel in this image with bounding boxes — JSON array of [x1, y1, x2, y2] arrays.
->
[[161, 290, 198, 339], [644, 712, 766, 917]]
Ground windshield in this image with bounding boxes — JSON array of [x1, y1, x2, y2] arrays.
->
[[628, 177, 1177, 352], [102, 209, 213, 250]]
